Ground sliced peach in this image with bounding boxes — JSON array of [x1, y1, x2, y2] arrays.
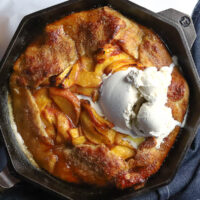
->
[[95, 126, 116, 144], [41, 106, 57, 139], [69, 85, 95, 97], [68, 128, 79, 138], [61, 62, 80, 88], [95, 44, 132, 76], [41, 106, 57, 125], [33, 88, 52, 111], [49, 87, 80, 125], [113, 64, 146, 73], [45, 126, 56, 139], [91, 89, 99, 102], [96, 44, 121, 59], [125, 136, 145, 147], [80, 111, 108, 144], [113, 66, 131, 73], [81, 100, 116, 144], [81, 99, 113, 129], [81, 56, 94, 71], [72, 136, 86, 146], [95, 53, 132, 76], [114, 133, 145, 149], [42, 104, 72, 143], [114, 133, 136, 149], [111, 145, 135, 159], [75, 70, 102, 88], [69, 85, 99, 101], [53, 65, 73, 86], [56, 112, 71, 141], [104, 59, 146, 75], [78, 126, 84, 136], [104, 59, 136, 75]]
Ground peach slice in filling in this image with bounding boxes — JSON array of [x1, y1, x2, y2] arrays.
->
[[49, 87, 80, 126]]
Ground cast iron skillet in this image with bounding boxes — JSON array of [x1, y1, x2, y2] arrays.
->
[[0, 0, 200, 199]]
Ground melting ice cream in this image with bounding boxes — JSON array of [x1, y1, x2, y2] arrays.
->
[[99, 64, 180, 147]]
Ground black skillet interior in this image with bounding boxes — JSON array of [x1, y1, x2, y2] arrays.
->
[[0, 0, 200, 199]]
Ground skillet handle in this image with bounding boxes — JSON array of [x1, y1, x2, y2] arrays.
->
[[0, 166, 20, 192], [158, 8, 196, 49], [0, 142, 20, 192]]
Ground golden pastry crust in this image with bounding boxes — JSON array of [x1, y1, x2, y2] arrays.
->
[[9, 7, 189, 189]]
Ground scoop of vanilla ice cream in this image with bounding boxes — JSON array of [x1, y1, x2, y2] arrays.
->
[[137, 102, 180, 138], [127, 66, 173, 104], [99, 69, 139, 134], [99, 63, 180, 147], [128, 64, 180, 142]]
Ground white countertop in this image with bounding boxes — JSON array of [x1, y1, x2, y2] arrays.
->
[[0, 0, 198, 60], [132, 0, 198, 16]]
